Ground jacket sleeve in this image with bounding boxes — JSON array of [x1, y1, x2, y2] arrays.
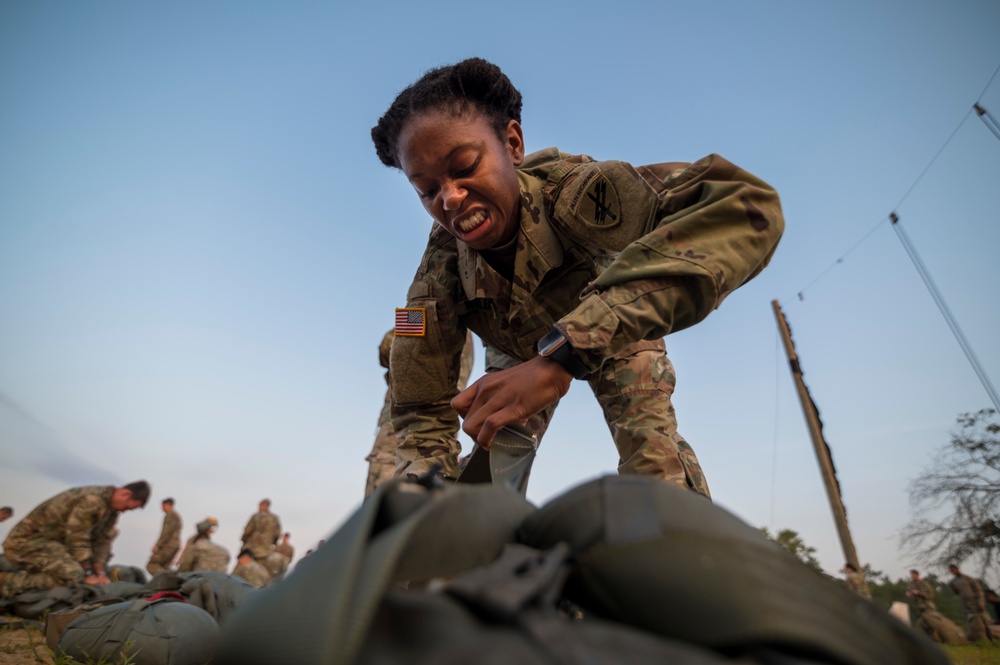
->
[[242, 515, 257, 544], [389, 230, 469, 480], [548, 154, 784, 370], [91, 519, 119, 565], [64, 493, 108, 564], [155, 513, 178, 549]]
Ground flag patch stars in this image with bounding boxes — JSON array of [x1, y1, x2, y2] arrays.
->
[[394, 308, 426, 336]]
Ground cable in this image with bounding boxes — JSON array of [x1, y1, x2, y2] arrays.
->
[[976, 63, 1000, 101], [890, 212, 1000, 412], [791, 107, 975, 304], [974, 103, 1000, 142], [791, 218, 886, 303], [892, 108, 975, 212]]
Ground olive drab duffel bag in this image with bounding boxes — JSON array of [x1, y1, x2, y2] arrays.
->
[[216, 474, 948, 665], [57, 593, 220, 665]]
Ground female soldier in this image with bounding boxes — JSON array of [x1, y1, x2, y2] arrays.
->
[[371, 58, 783, 496]]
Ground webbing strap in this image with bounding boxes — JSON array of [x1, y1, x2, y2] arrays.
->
[[446, 543, 570, 619], [104, 596, 176, 644], [457, 424, 538, 494], [216, 480, 534, 665]]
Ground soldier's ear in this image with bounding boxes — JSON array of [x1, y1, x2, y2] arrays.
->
[[505, 120, 524, 167]]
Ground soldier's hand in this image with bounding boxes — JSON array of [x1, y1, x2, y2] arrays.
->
[[452, 355, 571, 448], [85, 572, 111, 586]]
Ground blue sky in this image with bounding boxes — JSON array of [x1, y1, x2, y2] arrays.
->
[[1, 1, 999, 583]]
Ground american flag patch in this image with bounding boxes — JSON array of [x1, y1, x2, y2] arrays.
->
[[394, 308, 426, 337]]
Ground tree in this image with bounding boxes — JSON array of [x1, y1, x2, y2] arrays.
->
[[901, 409, 1000, 572], [758, 527, 822, 571]]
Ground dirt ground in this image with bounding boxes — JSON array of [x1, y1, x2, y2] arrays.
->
[[0, 621, 53, 665]]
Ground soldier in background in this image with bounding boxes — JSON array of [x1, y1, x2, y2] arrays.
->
[[241, 499, 281, 565], [364, 329, 476, 497], [232, 548, 271, 589], [907, 569, 936, 617], [984, 588, 1000, 624], [949, 563, 994, 642], [0, 481, 149, 597], [842, 563, 871, 599], [275, 532, 294, 563], [907, 569, 967, 643], [0, 507, 12, 523], [146, 497, 182, 575], [177, 518, 230, 573]]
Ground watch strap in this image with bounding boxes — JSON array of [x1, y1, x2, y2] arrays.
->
[[538, 329, 591, 380]]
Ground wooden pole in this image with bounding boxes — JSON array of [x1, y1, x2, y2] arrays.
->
[[771, 299, 864, 573]]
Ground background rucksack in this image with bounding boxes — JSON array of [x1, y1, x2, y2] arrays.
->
[[57, 593, 220, 665]]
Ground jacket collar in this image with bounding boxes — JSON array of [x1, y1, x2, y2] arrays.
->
[[457, 170, 564, 309]]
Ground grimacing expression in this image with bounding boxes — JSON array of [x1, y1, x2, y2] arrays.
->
[[398, 110, 524, 251]]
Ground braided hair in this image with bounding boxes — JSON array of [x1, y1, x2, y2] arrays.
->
[[371, 57, 523, 169]]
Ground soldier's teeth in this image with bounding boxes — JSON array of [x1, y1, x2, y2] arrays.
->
[[458, 210, 486, 232]]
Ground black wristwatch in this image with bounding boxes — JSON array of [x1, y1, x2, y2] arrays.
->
[[537, 329, 591, 380]]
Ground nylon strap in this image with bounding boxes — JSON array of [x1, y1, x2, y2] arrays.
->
[[456, 424, 538, 494]]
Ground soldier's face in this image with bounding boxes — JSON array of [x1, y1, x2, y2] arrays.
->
[[111, 490, 144, 512], [398, 110, 524, 251]]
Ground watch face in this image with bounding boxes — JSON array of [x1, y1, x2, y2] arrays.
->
[[539, 331, 567, 356]]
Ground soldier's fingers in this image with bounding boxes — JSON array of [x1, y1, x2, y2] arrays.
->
[[476, 411, 514, 450], [451, 382, 478, 418]]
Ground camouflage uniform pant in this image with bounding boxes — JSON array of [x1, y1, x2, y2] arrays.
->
[[146, 544, 179, 575], [965, 612, 994, 642], [364, 390, 397, 498], [263, 551, 289, 580], [487, 338, 710, 498], [0, 540, 85, 597], [365, 331, 476, 498]]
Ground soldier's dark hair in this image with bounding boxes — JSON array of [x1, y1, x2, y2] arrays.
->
[[162, 497, 175, 506], [260, 498, 271, 507], [910, 569, 919, 576], [843, 563, 857, 572], [371, 57, 523, 169], [0, 506, 12, 513], [239, 548, 254, 559], [283, 532, 290, 538], [123, 481, 151, 507]]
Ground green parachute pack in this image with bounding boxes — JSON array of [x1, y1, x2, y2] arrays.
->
[[216, 473, 948, 665], [56, 593, 219, 665]]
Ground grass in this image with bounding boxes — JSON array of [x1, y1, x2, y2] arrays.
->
[[943, 643, 1000, 664], [1, 617, 138, 665]]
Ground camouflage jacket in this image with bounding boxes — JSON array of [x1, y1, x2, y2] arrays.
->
[[241, 511, 281, 560], [950, 574, 986, 614], [2, 485, 119, 565], [908, 579, 936, 613], [274, 542, 294, 560], [232, 560, 271, 589], [390, 149, 784, 476], [154, 510, 182, 553], [177, 537, 231, 573]]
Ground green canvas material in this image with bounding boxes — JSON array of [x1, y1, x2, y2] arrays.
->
[[216, 479, 534, 665], [218, 475, 948, 665], [457, 424, 539, 494], [57, 596, 220, 665]]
